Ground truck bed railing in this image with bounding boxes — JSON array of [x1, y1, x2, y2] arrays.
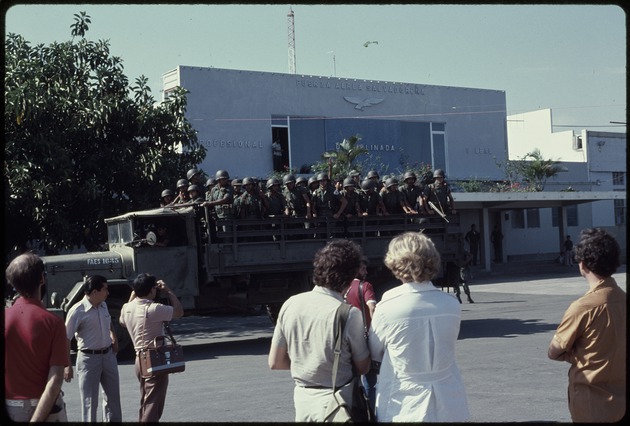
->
[[206, 213, 459, 270]]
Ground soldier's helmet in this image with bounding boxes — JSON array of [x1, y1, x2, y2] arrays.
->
[[343, 177, 355, 188], [177, 178, 189, 189], [187, 168, 200, 181], [242, 177, 255, 186], [296, 176, 308, 186], [367, 170, 379, 179], [266, 177, 281, 189], [403, 171, 417, 181], [206, 177, 216, 188], [316, 172, 329, 182], [231, 178, 242, 187], [385, 177, 399, 188], [161, 189, 173, 198], [215, 170, 230, 180], [308, 176, 319, 186], [433, 169, 445, 178], [361, 179, 375, 191], [188, 184, 202, 193], [282, 174, 296, 185], [348, 170, 360, 178]]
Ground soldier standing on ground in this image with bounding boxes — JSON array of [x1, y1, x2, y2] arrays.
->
[[465, 224, 481, 265]]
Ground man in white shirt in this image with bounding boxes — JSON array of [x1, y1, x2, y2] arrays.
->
[[64, 275, 122, 422]]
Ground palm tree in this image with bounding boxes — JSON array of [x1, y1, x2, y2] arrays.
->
[[518, 148, 564, 191], [320, 134, 369, 178]]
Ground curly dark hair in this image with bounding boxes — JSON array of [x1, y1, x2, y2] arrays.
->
[[312, 239, 362, 292], [574, 228, 620, 277]]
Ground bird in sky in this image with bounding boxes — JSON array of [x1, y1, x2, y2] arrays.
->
[[363, 41, 379, 47]]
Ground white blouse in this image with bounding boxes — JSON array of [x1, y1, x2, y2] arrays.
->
[[368, 281, 470, 422]]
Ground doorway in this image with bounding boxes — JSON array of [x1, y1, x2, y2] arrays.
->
[[271, 127, 289, 173]]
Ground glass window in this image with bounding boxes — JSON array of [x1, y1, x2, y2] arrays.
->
[[107, 224, 120, 244], [432, 133, 446, 171], [511, 209, 525, 229], [612, 172, 625, 186], [526, 208, 540, 228], [431, 122, 445, 132], [552, 206, 578, 227], [120, 222, 133, 244]]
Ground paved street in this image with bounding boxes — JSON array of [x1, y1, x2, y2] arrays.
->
[[59, 264, 626, 422]]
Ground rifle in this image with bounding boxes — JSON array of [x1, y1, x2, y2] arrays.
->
[[428, 201, 450, 223]]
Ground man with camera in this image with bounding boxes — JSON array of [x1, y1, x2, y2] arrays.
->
[[119, 274, 183, 422]]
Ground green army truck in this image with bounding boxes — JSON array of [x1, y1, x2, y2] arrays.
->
[[41, 205, 462, 358]]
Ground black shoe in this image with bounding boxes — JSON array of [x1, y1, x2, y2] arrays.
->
[[467, 297, 474, 303]]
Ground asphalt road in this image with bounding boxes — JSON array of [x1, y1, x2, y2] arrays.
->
[[59, 265, 626, 422]]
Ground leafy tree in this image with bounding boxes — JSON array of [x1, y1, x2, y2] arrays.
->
[[311, 134, 369, 179], [4, 12, 205, 255], [494, 148, 564, 192]]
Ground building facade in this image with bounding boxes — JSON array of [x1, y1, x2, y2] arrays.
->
[[163, 66, 508, 180]]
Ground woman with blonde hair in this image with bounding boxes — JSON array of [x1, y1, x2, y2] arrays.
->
[[369, 232, 469, 422]]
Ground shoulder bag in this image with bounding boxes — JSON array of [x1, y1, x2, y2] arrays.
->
[[323, 303, 374, 423], [138, 304, 186, 379]]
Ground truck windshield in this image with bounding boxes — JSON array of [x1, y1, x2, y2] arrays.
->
[[107, 221, 134, 245]]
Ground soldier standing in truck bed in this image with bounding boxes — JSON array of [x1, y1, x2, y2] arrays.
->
[[283, 174, 311, 219], [399, 171, 421, 214], [203, 170, 234, 240], [424, 169, 456, 216], [172, 178, 190, 205]]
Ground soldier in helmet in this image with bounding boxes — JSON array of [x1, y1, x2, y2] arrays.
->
[[264, 178, 286, 217], [348, 170, 361, 187], [160, 189, 174, 207], [381, 177, 411, 215], [205, 178, 217, 200], [187, 185, 204, 203], [360, 179, 388, 216], [295, 176, 309, 189], [312, 173, 348, 238], [187, 168, 205, 198], [399, 171, 422, 215], [307, 175, 319, 195], [283, 174, 311, 219], [424, 169, 456, 217], [231, 178, 243, 198], [366, 170, 384, 193], [340, 177, 363, 237], [204, 170, 234, 240], [236, 177, 266, 242], [172, 178, 191, 205]]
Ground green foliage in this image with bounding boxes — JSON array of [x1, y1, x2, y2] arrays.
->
[[311, 134, 369, 179], [493, 148, 564, 192], [4, 12, 206, 255]]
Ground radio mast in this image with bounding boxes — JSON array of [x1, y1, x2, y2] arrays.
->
[[287, 7, 296, 74]]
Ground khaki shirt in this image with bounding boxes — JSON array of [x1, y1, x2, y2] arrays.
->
[[119, 298, 174, 351], [552, 277, 626, 422]]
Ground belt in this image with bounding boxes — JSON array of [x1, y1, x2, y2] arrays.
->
[[6, 398, 39, 407], [80, 344, 112, 354]]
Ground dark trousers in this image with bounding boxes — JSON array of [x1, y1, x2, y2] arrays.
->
[[135, 357, 169, 422]]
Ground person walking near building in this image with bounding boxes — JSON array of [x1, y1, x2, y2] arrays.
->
[[119, 273, 184, 422], [465, 224, 481, 265], [563, 235, 574, 266], [268, 240, 371, 421], [548, 228, 625, 423], [5, 253, 69, 422], [343, 256, 378, 412], [64, 275, 122, 422], [369, 232, 469, 422]]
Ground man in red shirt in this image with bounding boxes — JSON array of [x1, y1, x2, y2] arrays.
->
[[343, 257, 378, 412], [5, 253, 69, 422]]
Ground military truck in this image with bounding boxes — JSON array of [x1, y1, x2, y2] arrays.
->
[[41, 205, 462, 358]]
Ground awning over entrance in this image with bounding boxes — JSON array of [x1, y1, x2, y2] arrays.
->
[[451, 191, 625, 271]]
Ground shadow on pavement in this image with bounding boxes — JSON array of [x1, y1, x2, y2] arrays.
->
[[459, 317, 558, 340], [181, 336, 272, 361]]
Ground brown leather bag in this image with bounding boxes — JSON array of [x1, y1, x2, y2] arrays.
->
[[138, 322, 185, 379]]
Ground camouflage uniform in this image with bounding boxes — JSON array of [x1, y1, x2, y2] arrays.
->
[[209, 185, 234, 219], [381, 187, 405, 214], [424, 181, 454, 214]]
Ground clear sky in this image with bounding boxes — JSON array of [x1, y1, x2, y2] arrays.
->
[[4, 4, 626, 133]]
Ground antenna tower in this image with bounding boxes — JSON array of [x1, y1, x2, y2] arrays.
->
[[287, 7, 296, 74]]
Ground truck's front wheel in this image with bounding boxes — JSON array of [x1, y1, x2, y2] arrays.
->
[[108, 301, 134, 361]]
